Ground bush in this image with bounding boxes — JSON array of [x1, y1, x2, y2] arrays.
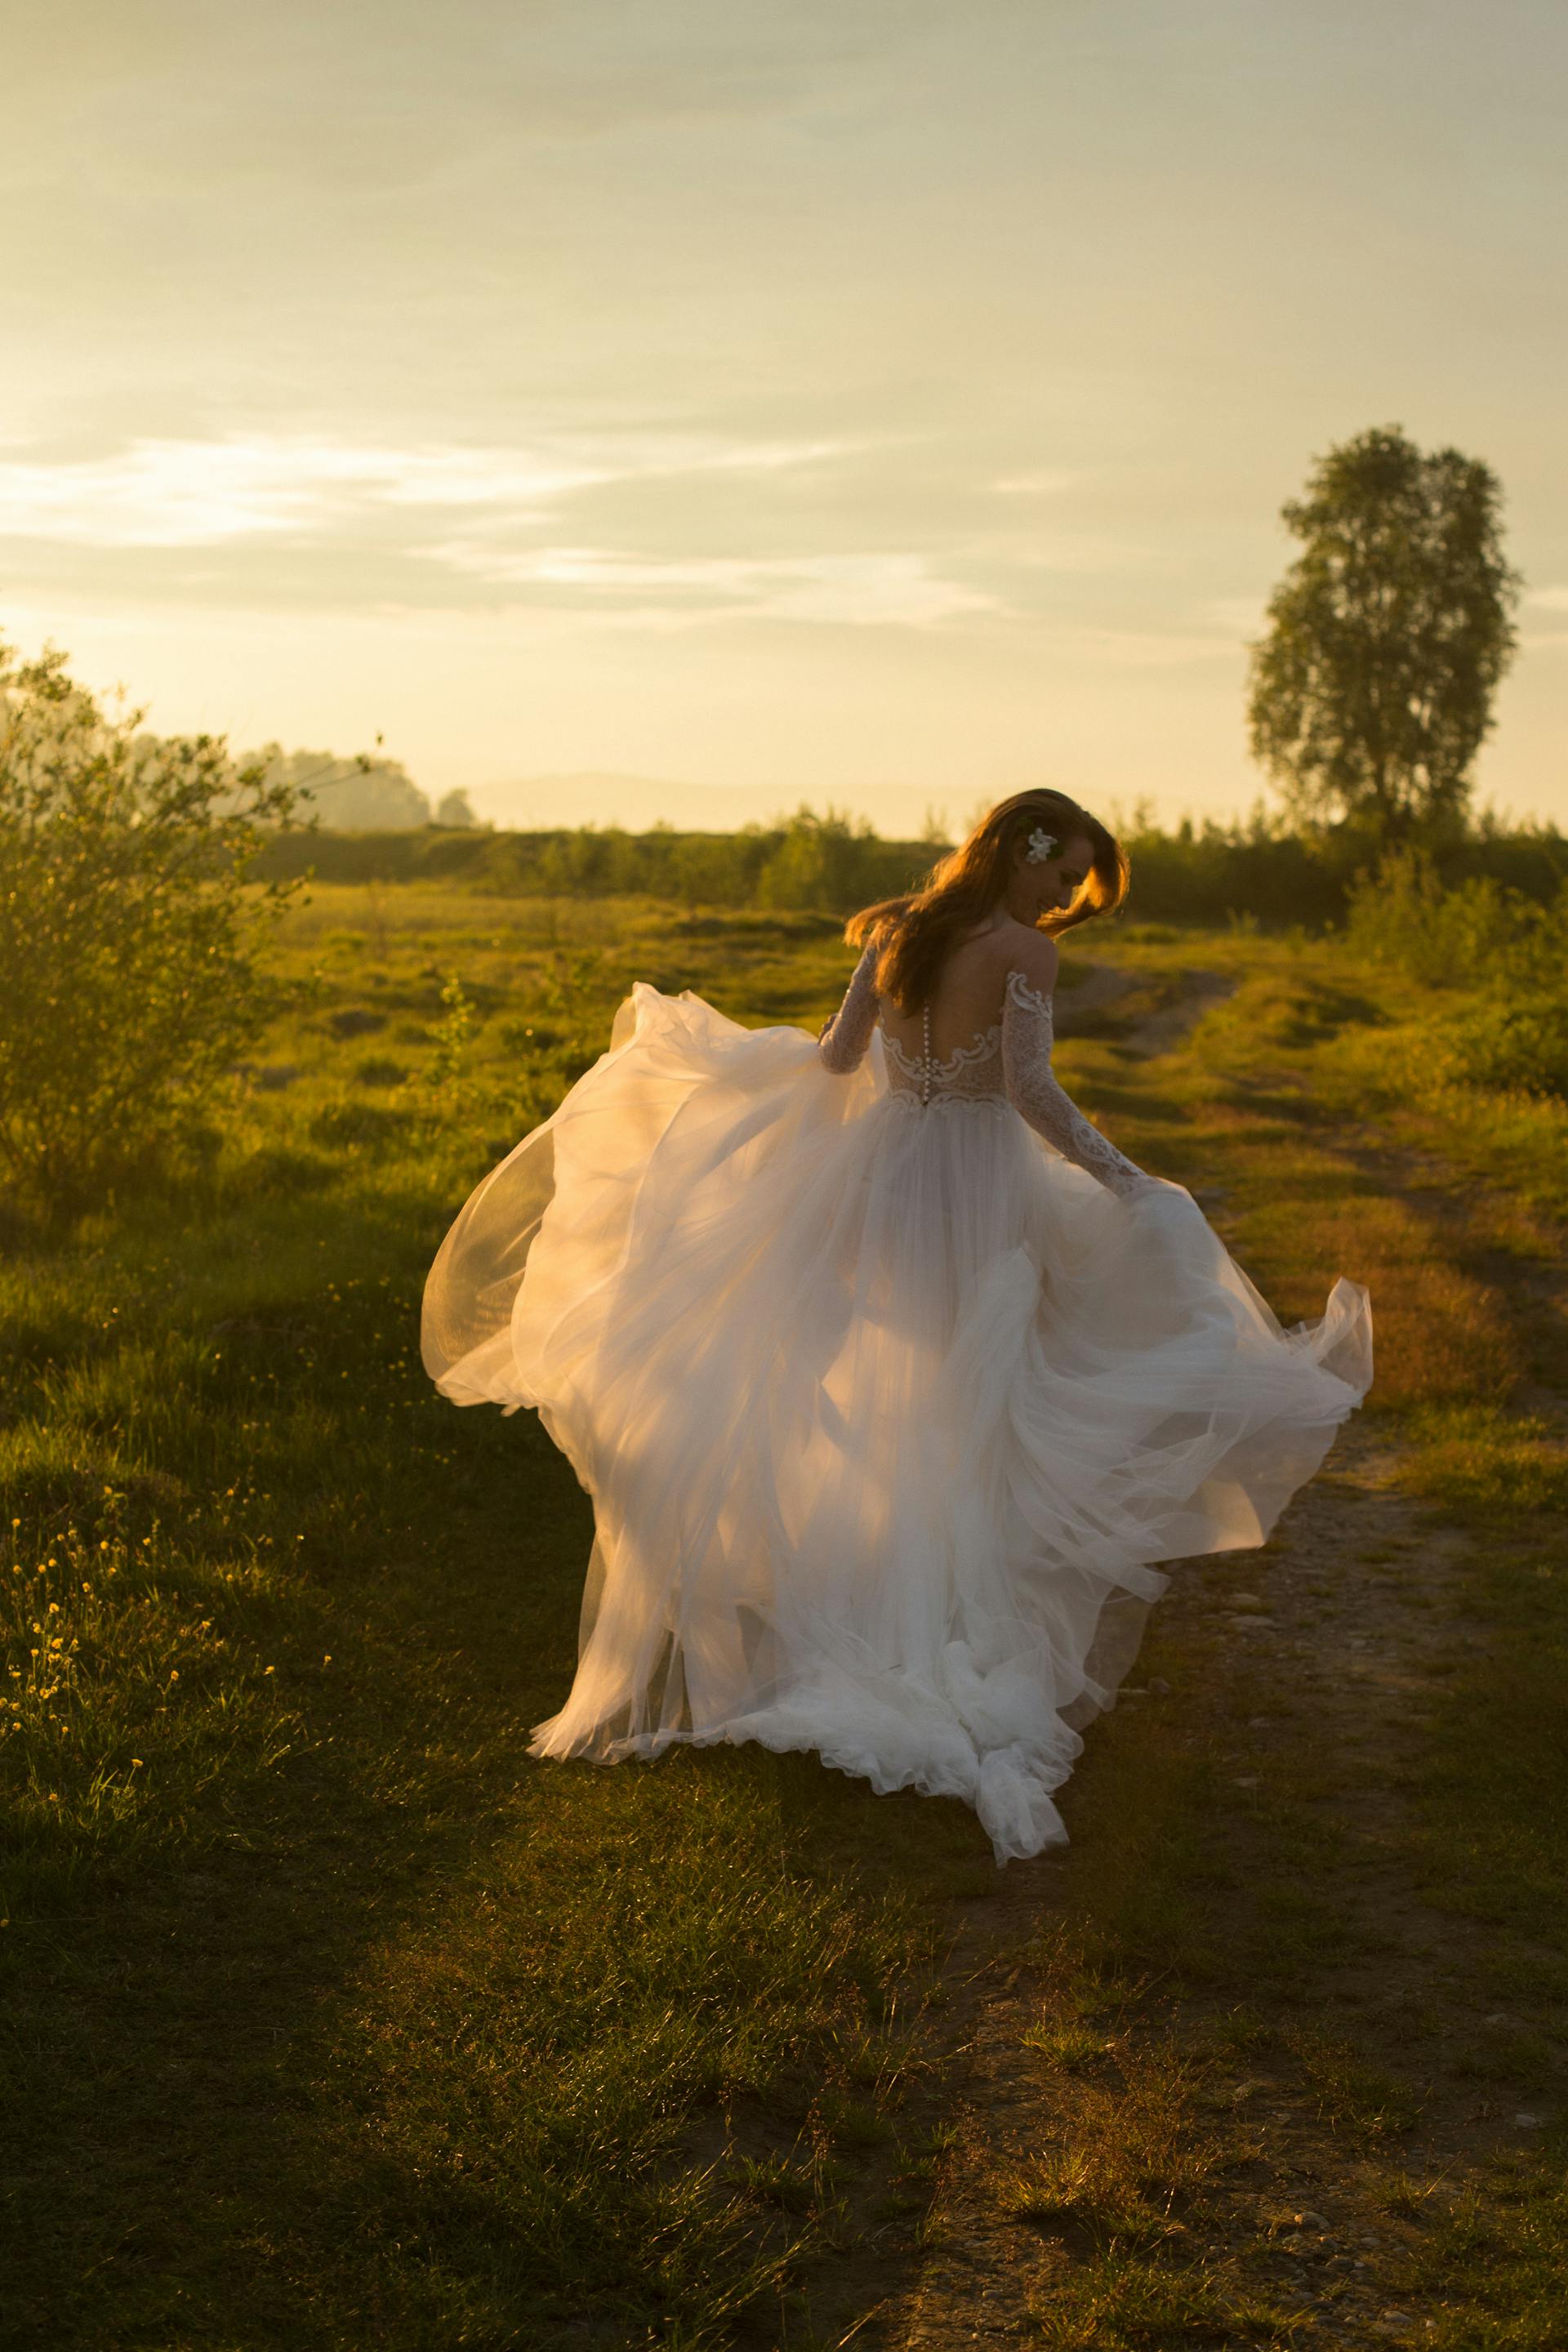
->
[[1112, 806, 1565, 933], [0, 642, 299, 1218], [1343, 844, 1563, 986], [1119, 804, 1352, 929], [1344, 844, 1568, 1098], [1442, 999, 1568, 1100]]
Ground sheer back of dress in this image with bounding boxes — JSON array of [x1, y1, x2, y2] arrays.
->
[[880, 1005, 1006, 1103], [816, 915, 1156, 1198], [876, 920, 1023, 1103]]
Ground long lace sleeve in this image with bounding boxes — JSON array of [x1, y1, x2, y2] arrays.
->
[[817, 942, 881, 1074], [1001, 969, 1156, 1200]]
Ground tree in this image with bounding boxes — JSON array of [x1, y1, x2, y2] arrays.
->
[[1247, 424, 1523, 839], [756, 807, 881, 910], [434, 788, 479, 828], [0, 642, 299, 1217], [244, 742, 431, 829]]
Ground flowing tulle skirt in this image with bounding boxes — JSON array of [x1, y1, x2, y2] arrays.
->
[[421, 985, 1372, 1863]]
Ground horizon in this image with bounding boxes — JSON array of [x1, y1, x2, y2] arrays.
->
[[369, 770, 1568, 843], [5, 2, 1566, 834]]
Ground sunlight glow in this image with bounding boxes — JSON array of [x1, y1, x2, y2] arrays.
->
[[0, 433, 847, 550]]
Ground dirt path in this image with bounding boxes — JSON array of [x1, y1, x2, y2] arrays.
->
[[879, 1421, 1472, 2350], [1053, 957, 1236, 1056]]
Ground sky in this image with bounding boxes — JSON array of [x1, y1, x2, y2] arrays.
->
[[3, 0, 1566, 835]]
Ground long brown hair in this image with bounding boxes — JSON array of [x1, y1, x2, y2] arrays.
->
[[845, 789, 1129, 1013]]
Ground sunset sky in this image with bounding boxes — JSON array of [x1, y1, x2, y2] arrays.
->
[[4, 0, 1566, 833]]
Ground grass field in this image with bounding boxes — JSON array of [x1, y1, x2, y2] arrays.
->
[[3, 884, 1565, 2350]]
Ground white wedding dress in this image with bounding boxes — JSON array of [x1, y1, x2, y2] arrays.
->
[[421, 944, 1372, 1863]]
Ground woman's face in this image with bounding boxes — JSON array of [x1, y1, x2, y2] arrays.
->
[[1007, 827, 1094, 920]]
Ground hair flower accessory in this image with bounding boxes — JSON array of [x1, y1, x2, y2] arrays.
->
[[1025, 826, 1058, 864]]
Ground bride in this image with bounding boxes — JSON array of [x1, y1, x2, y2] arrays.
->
[[421, 790, 1372, 1863]]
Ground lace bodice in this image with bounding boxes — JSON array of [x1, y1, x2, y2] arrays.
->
[[882, 1010, 1004, 1102], [817, 947, 1155, 1200]]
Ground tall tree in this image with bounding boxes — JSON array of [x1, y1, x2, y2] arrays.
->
[[1247, 424, 1523, 838]]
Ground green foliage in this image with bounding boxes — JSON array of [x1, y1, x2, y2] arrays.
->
[[1442, 996, 1568, 1100], [752, 807, 893, 909], [425, 972, 475, 1092], [253, 804, 942, 913], [0, 641, 300, 1216], [1248, 422, 1524, 839], [1343, 843, 1563, 986], [1117, 797, 1351, 929], [254, 800, 1568, 938], [1343, 845, 1568, 1097]]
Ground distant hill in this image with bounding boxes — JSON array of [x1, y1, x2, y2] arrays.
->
[[469, 772, 954, 839]]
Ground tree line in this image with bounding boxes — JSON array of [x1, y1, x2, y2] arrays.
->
[[249, 800, 1566, 928], [252, 423, 1529, 849], [2, 420, 1559, 1223]]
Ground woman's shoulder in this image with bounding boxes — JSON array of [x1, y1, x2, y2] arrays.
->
[[982, 918, 1059, 987]]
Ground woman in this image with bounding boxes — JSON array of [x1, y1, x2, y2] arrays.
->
[[421, 790, 1372, 1863]]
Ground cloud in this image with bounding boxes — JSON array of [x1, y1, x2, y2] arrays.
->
[[1046, 623, 1247, 668], [0, 431, 845, 550], [0, 430, 1005, 630], [418, 543, 1001, 627], [990, 469, 1080, 496], [1200, 593, 1270, 637], [1520, 589, 1568, 646]]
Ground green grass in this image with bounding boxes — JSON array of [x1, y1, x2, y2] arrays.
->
[[4, 888, 1566, 2346], [0, 892, 983, 2348]]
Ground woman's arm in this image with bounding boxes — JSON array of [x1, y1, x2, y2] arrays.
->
[[817, 941, 881, 1074], [1000, 968, 1156, 1199]]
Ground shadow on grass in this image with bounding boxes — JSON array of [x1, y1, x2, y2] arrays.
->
[[2, 1158, 983, 2348]]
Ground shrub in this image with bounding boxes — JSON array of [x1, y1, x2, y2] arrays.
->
[[1343, 844, 1563, 987], [1344, 844, 1568, 1098], [0, 641, 299, 1218], [1442, 999, 1568, 1100]]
